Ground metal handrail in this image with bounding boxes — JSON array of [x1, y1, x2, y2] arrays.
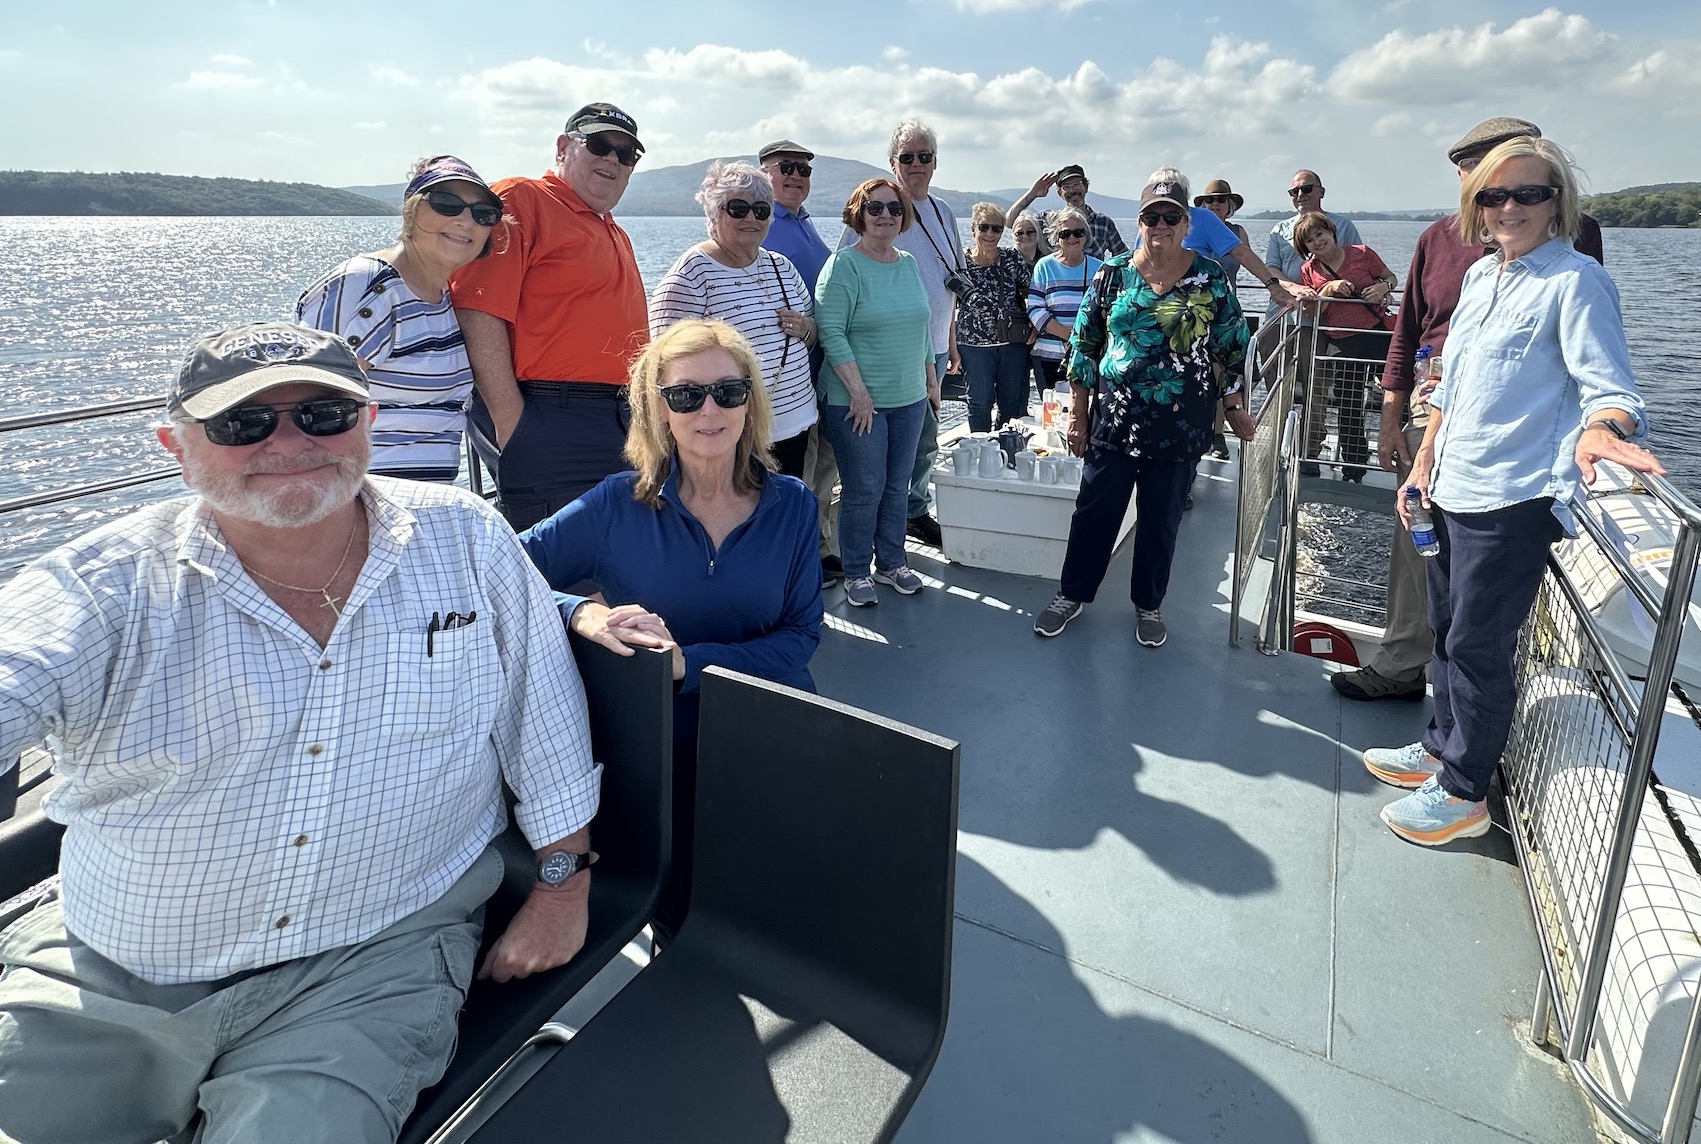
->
[[0, 396, 165, 436]]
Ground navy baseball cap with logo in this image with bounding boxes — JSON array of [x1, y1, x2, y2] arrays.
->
[[566, 102, 645, 155], [168, 323, 369, 419]]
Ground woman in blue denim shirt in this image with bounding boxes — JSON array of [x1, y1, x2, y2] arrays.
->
[[1364, 137, 1668, 847]]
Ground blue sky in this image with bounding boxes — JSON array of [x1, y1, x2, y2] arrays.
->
[[5, 1, 1697, 211]]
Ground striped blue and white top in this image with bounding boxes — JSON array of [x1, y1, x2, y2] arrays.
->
[[648, 248, 819, 444], [1027, 253, 1104, 363], [296, 255, 474, 482]]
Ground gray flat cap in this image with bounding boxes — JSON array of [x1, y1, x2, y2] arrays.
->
[[758, 139, 814, 163], [1448, 117, 1541, 164]]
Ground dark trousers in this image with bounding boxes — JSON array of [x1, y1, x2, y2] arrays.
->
[[1421, 499, 1563, 802], [468, 382, 631, 532], [771, 428, 810, 478], [961, 343, 1030, 432], [1034, 358, 1067, 401], [1059, 447, 1193, 611]]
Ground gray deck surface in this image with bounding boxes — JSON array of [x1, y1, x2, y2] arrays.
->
[[808, 454, 1602, 1144]]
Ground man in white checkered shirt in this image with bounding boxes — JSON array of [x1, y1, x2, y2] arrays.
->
[[0, 323, 621, 1144]]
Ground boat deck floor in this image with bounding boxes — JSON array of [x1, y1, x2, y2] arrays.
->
[[809, 455, 1602, 1144]]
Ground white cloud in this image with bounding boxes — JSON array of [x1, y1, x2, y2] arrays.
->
[[369, 65, 419, 87], [178, 71, 262, 92], [1330, 9, 1618, 104], [643, 44, 809, 89], [211, 54, 251, 67], [1618, 47, 1701, 91], [882, 46, 909, 63]]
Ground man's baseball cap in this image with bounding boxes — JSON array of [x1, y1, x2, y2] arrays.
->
[[1138, 179, 1188, 212], [1055, 164, 1088, 183], [758, 139, 815, 163], [168, 323, 369, 419], [566, 102, 645, 155], [1448, 117, 1540, 165]]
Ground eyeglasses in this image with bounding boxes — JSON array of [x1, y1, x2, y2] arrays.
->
[[422, 190, 502, 227], [723, 199, 773, 220], [1474, 184, 1560, 207], [1056, 228, 1087, 240], [896, 151, 936, 166], [573, 133, 641, 167], [1013, 229, 1036, 238], [1287, 183, 1321, 198], [976, 222, 1004, 233], [1456, 156, 1484, 173], [863, 199, 905, 217], [1139, 211, 1184, 227], [775, 160, 812, 177], [1199, 194, 1234, 205], [659, 378, 753, 414], [194, 397, 365, 447]]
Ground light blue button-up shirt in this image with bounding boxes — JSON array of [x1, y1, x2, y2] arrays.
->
[[1428, 236, 1646, 534]]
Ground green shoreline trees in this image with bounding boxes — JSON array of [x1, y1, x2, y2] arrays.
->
[[0, 172, 394, 216]]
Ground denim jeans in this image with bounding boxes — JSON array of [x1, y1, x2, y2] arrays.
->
[[906, 352, 950, 519], [961, 343, 1031, 433], [825, 398, 928, 579]]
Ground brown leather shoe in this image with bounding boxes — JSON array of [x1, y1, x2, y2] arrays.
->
[[1331, 665, 1426, 702]]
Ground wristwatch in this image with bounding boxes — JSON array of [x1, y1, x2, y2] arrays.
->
[[537, 849, 596, 887], [1586, 418, 1629, 440]]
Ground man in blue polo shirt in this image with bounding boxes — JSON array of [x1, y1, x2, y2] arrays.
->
[[759, 139, 841, 586]]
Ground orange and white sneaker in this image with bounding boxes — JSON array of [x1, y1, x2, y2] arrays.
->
[[1363, 742, 1442, 789], [1379, 776, 1490, 846]]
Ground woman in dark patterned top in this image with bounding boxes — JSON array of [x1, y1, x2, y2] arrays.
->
[[955, 202, 1035, 432], [1033, 181, 1253, 649]]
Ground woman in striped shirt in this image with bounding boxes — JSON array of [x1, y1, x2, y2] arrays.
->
[[296, 154, 503, 483], [1027, 207, 1104, 401], [649, 161, 818, 476]]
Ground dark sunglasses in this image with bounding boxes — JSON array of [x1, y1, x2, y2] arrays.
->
[[864, 199, 905, 217], [1139, 210, 1184, 227], [1056, 227, 1087, 240], [1199, 194, 1234, 205], [976, 222, 1004, 233], [724, 199, 773, 220], [896, 151, 936, 166], [1288, 183, 1320, 198], [575, 133, 641, 167], [1474, 184, 1560, 207], [423, 190, 502, 226], [659, 378, 753, 414], [775, 160, 812, 177], [196, 397, 365, 447], [1013, 229, 1037, 237]]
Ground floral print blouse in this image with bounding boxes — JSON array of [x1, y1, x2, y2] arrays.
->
[[1067, 253, 1249, 462], [955, 247, 1033, 346]]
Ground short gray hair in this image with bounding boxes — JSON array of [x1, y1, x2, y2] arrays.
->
[[1045, 206, 1090, 246], [888, 119, 938, 158], [695, 161, 774, 236], [1145, 167, 1190, 203]]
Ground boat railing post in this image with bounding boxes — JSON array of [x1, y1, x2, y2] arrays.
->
[[1659, 988, 1701, 1144], [1565, 519, 1701, 1066]]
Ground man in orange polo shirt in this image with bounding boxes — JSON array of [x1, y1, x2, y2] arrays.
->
[[452, 102, 649, 529]]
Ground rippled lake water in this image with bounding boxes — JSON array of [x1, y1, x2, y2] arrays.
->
[[2, 215, 1697, 575]]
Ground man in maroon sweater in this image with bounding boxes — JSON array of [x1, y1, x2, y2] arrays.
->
[[1331, 117, 1607, 703]]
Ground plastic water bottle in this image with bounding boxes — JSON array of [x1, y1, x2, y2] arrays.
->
[[1405, 487, 1440, 557]]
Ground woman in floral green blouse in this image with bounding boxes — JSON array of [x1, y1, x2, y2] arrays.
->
[[1033, 180, 1254, 649]]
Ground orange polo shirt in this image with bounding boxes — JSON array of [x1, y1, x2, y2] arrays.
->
[[449, 171, 648, 384]]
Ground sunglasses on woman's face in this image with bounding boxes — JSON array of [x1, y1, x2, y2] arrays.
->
[[423, 191, 502, 226], [723, 199, 773, 220], [896, 151, 936, 166], [195, 397, 365, 447], [1139, 211, 1184, 227], [1056, 228, 1087, 240], [864, 200, 904, 217], [1474, 185, 1560, 208], [576, 133, 641, 167], [976, 222, 1004, 234], [1014, 229, 1036, 238], [1198, 195, 1233, 205], [660, 378, 753, 414]]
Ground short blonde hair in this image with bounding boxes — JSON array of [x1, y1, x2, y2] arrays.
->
[[624, 319, 776, 507], [841, 178, 914, 234], [971, 201, 1006, 231], [1457, 136, 1581, 248], [1292, 211, 1337, 254], [1045, 206, 1090, 246]]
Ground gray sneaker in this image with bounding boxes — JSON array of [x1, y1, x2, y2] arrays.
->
[[1034, 595, 1082, 637], [873, 566, 924, 595], [1136, 608, 1167, 647], [844, 576, 878, 607]]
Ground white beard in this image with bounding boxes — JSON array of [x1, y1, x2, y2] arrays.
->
[[182, 433, 372, 529]]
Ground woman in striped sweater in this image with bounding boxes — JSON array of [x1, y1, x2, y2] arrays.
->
[[1027, 206, 1104, 402]]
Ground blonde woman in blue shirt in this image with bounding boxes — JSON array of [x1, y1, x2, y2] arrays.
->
[[1366, 137, 1667, 847]]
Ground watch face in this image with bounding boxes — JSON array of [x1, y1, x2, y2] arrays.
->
[[540, 851, 575, 885]]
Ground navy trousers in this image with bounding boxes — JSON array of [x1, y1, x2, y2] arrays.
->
[[468, 382, 631, 532], [1059, 447, 1193, 611], [1421, 498, 1563, 802]]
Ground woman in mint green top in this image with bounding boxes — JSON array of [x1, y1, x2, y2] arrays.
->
[[813, 178, 938, 607]]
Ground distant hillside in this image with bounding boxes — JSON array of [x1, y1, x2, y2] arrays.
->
[[1244, 209, 1449, 222], [0, 171, 394, 216], [1581, 182, 1701, 228]]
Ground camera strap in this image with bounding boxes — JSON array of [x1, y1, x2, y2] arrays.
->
[[767, 252, 793, 382], [914, 196, 966, 275]]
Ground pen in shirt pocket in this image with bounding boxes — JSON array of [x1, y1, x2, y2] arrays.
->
[[425, 610, 478, 657]]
